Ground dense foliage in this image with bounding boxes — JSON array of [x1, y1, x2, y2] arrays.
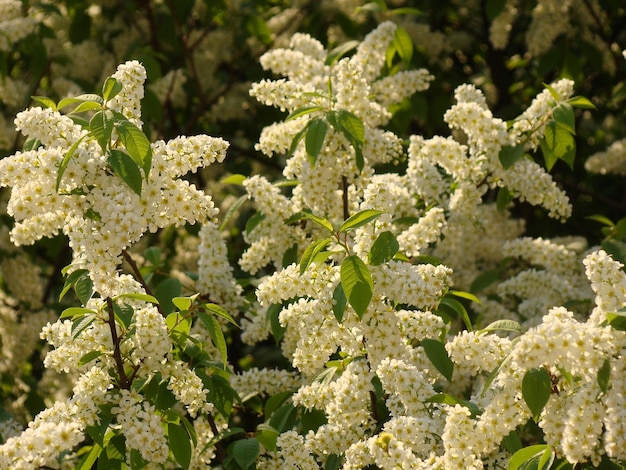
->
[[1, 0, 626, 469]]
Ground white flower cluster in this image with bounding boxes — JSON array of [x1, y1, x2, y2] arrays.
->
[[583, 249, 626, 325], [0, 0, 36, 52], [230, 367, 302, 401], [0, 61, 229, 296], [197, 222, 244, 312], [585, 138, 626, 176], [250, 21, 433, 216], [111, 390, 168, 463]]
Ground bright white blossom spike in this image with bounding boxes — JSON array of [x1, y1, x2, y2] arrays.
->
[[585, 138, 626, 175], [583, 249, 626, 325], [0, 61, 229, 295]]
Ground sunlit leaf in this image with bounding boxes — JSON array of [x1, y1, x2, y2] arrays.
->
[[369, 231, 399, 266], [340, 255, 373, 320], [421, 339, 454, 382], [522, 367, 552, 420], [339, 209, 384, 233], [107, 149, 143, 196]]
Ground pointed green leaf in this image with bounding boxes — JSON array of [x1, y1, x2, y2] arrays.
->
[[219, 194, 248, 232], [601, 239, 626, 266], [299, 212, 334, 233], [300, 238, 332, 275], [393, 26, 413, 65], [478, 319, 522, 335], [57, 94, 103, 111], [115, 119, 152, 178], [90, 109, 114, 153], [266, 304, 285, 344], [75, 272, 94, 305], [198, 311, 228, 366], [552, 103, 575, 134], [204, 303, 239, 327], [540, 121, 576, 170], [102, 77, 123, 102], [59, 268, 90, 301], [470, 269, 499, 293], [168, 422, 192, 470], [255, 423, 279, 451], [438, 296, 473, 331], [369, 231, 399, 266], [108, 149, 143, 196], [567, 95, 596, 109], [56, 133, 88, 191], [537, 448, 555, 470], [543, 83, 561, 102], [339, 209, 384, 233], [325, 40, 359, 65], [421, 338, 454, 382], [499, 144, 525, 170], [289, 121, 310, 155], [336, 110, 365, 145], [232, 438, 260, 470], [286, 106, 325, 121], [172, 296, 193, 312], [305, 118, 328, 165], [221, 174, 247, 185], [509, 445, 550, 470], [606, 310, 626, 331], [448, 290, 481, 304], [497, 186, 514, 212], [60, 306, 97, 319], [78, 350, 104, 366], [68, 100, 103, 115], [31, 96, 57, 110], [76, 444, 102, 470], [114, 293, 159, 304], [332, 282, 347, 323], [340, 255, 373, 320], [522, 367, 552, 420], [72, 315, 96, 339]]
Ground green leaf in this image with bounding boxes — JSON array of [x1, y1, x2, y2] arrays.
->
[[255, 423, 279, 451], [300, 238, 332, 275], [266, 304, 285, 344], [336, 110, 365, 145], [56, 133, 89, 191], [326, 40, 360, 65], [113, 302, 134, 329], [393, 26, 413, 65], [390, 7, 423, 15], [586, 214, 615, 227], [31, 95, 57, 110], [499, 144, 525, 170], [221, 174, 247, 185], [60, 268, 90, 301], [421, 338, 454, 382], [264, 391, 293, 418], [113, 293, 160, 304], [72, 315, 96, 339], [60, 306, 97, 319], [115, 119, 153, 178], [509, 445, 550, 470], [69, 100, 103, 114], [204, 303, 239, 327], [219, 194, 248, 231], [332, 282, 347, 323], [232, 438, 260, 470], [478, 319, 522, 335], [606, 310, 626, 331], [567, 95, 596, 109], [198, 311, 228, 366], [102, 77, 123, 102], [78, 350, 103, 366], [552, 103, 575, 134], [168, 422, 192, 469], [289, 121, 310, 155], [497, 186, 514, 212], [340, 255, 373, 320], [305, 118, 328, 165], [369, 231, 399, 266], [501, 430, 523, 454], [522, 367, 552, 420], [339, 209, 384, 233], [58, 94, 103, 111], [107, 149, 143, 196], [268, 403, 297, 432], [245, 211, 266, 236], [437, 296, 473, 331], [540, 121, 576, 170], [485, 0, 506, 20], [298, 211, 334, 233], [172, 296, 193, 312], [153, 277, 182, 314], [425, 393, 482, 417], [76, 444, 102, 470], [22, 138, 41, 151], [470, 269, 499, 292], [90, 109, 114, 153], [448, 290, 481, 305], [286, 106, 325, 121]]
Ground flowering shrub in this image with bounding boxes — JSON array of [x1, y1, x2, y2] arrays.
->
[[1, 1, 626, 469]]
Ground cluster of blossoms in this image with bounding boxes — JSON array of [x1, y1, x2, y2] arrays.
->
[[0, 61, 228, 295]]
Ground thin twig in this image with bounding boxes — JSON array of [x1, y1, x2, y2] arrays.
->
[[106, 297, 130, 390]]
